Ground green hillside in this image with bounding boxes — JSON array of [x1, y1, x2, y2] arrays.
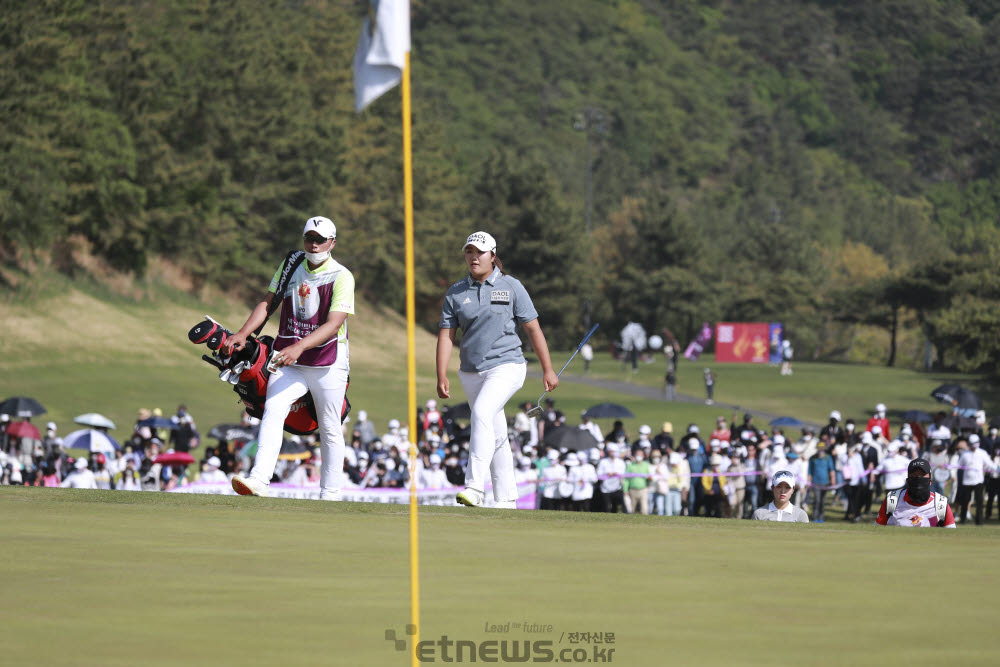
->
[[3, 1, 1000, 369]]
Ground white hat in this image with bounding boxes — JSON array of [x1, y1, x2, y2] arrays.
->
[[207, 456, 222, 468], [75, 457, 88, 470], [887, 442, 899, 453], [464, 231, 497, 252], [669, 452, 683, 465], [709, 454, 723, 467], [687, 438, 699, 449], [872, 425, 882, 435], [303, 216, 336, 239], [710, 439, 721, 449], [429, 454, 442, 465], [589, 448, 602, 462], [772, 434, 786, 445], [358, 450, 370, 460], [426, 399, 437, 410], [876, 403, 886, 413], [565, 452, 580, 466], [969, 434, 981, 445], [772, 470, 795, 489], [547, 449, 560, 461], [829, 411, 841, 421], [522, 444, 534, 455], [772, 445, 784, 458], [358, 410, 368, 421], [689, 425, 700, 434], [861, 431, 874, 444], [388, 419, 400, 429], [606, 443, 619, 455], [639, 424, 652, 436], [46, 421, 57, 432]]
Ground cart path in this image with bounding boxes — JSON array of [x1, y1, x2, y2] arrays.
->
[[526, 370, 821, 429]]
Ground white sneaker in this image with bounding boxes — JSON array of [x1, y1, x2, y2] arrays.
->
[[456, 488, 484, 507], [232, 475, 270, 497], [319, 490, 342, 501], [494, 500, 516, 509]]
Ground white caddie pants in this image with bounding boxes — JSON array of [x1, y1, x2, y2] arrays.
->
[[251, 355, 349, 498], [458, 362, 526, 502]]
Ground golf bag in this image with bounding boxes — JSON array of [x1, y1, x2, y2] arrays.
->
[[187, 251, 350, 435]]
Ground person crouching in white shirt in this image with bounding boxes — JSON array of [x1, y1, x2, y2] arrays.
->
[[751, 470, 809, 522]]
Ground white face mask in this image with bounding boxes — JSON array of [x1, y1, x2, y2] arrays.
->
[[305, 249, 330, 264]]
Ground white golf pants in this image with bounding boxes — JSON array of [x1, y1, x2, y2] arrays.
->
[[251, 358, 348, 498], [458, 362, 526, 502]]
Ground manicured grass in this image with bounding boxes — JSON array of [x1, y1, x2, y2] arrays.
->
[[2, 487, 998, 666]]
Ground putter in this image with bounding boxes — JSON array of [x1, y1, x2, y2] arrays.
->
[[526, 323, 599, 418]]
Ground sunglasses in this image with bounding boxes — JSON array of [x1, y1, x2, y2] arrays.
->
[[303, 234, 332, 244]]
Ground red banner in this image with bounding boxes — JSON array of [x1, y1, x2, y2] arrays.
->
[[715, 323, 771, 363]]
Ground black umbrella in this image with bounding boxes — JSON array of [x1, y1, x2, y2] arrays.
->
[[900, 410, 933, 423], [542, 426, 599, 451], [583, 403, 635, 419], [944, 415, 977, 432], [0, 396, 47, 418], [930, 384, 983, 411], [137, 416, 178, 430], [207, 423, 258, 442], [444, 403, 472, 420]]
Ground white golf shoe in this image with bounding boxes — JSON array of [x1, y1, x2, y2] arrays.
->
[[456, 488, 484, 507], [232, 475, 270, 497], [494, 500, 516, 509]]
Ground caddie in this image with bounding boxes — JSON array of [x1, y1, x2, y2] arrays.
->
[[875, 458, 956, 528]]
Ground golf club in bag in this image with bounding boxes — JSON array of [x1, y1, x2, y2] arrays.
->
[[526, 323, 599, 418]]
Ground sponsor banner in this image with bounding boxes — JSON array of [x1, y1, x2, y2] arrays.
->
[[715, 322, 771, 363], [170, 481, 539, 508]]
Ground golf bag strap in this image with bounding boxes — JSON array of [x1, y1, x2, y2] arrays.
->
[[254, 250, 305, 336]]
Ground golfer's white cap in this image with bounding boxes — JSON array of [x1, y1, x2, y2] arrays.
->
[[464, 231, 496, 252], [303, 216, 336, 239], [75, 457, 88, 470], [772, 470, 795, 489], [829, 410, 841, 421], [207, 456, 221, 468]]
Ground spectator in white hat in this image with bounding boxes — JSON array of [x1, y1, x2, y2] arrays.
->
[[867, 403, 891, 440], [751, 470, 808, 522], [820, 410, 845, 444], [539, 450, 566, 511], [381, 419, 402, 450], [568, 451, 597, 511], [597, 443, 626, 513], [60, 457, 98, 489], [200, 456, 229, 484], [633, 424, 653, 452]]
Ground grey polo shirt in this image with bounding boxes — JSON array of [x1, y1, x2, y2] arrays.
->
[[439, 268, 538, 373], [751, 502, 809, 523]]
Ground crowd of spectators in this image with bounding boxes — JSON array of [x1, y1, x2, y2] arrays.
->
[[4, 399, 999, 524]]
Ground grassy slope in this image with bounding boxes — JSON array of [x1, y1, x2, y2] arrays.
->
[[2, 487, 998, 666]]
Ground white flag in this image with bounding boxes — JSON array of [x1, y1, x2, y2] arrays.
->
[[353, 0, 410, 112]]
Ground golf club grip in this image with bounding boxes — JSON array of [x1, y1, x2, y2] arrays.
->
[[202, 354, 225, 370]]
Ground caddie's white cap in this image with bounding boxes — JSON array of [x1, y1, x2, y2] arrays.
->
[[464, 231, 496, 252], [303, 216, 336, 239], [772, 470, 795, 489]]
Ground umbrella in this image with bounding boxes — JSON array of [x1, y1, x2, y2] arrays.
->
[[278, 440, 311, 461], [74, 413, 117, 430], [207, 423, 257, 442], [154, 451, 196, 466], [444, 403, 472, 420], [137, 416, 177, 431], [930, 384, 983, 412], [900, 410, 933, 423], [6, 421, 41, 439], [769, 416, 803, 427], [542, 426, 599, 451], [242, 437, 294, 459], [62, 429, 121, 454], [0, 396, 47, 418], [990, 415, 1000, 429], [583, 403, 636, 419]]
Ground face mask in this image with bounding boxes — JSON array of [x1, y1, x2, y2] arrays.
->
[[907, 477, 932, 504], [305, 249, 330, 264]]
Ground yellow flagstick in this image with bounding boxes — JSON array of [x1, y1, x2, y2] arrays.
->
[[401, 50, 420, 667]]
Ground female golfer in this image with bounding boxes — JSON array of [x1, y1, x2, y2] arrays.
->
[[437, 231, 559, 508]]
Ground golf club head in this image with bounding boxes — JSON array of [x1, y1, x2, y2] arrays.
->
[[525, 405, 543, 419], [228, 370, 241, 385], [218, 369, 231, 383]]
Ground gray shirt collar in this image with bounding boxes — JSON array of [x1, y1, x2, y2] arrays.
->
[[466, 268, 501, 287]]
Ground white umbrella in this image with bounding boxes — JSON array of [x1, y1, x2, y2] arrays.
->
[[73, 413, 116, 430], [62, 429, 121, 454]]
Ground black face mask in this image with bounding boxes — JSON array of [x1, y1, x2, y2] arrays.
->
[[907, 477, 932, 504]]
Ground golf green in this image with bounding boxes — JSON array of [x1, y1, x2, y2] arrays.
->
[[2, 487, 996, 666]]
